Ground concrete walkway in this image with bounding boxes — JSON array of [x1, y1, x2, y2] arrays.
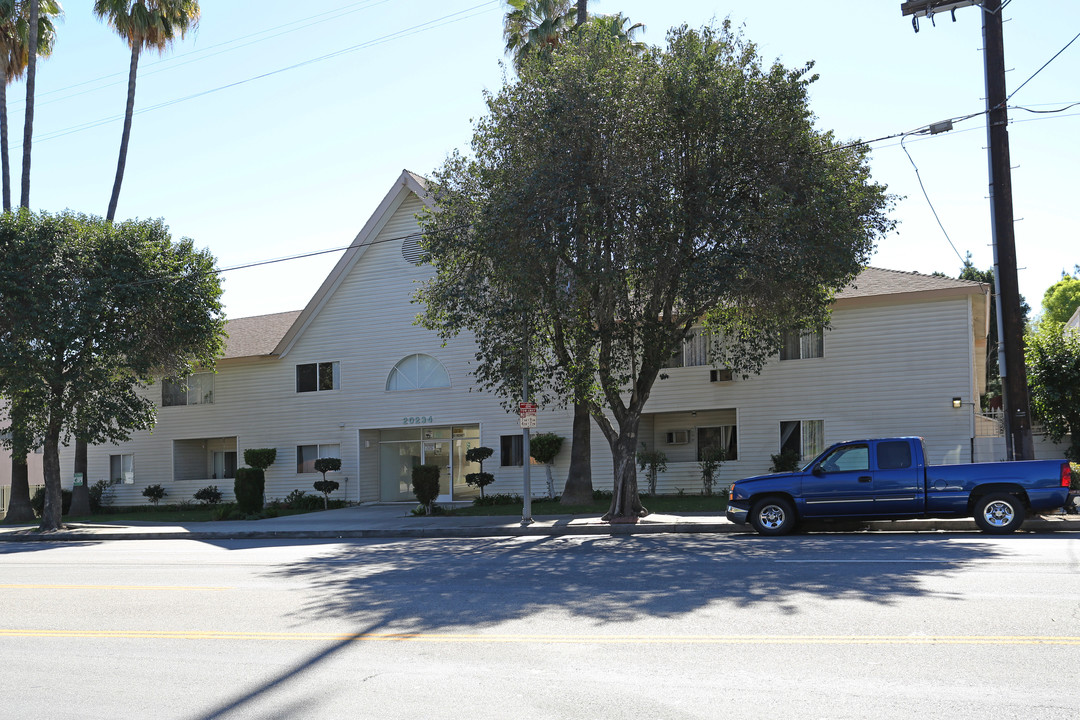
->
[[1, 503, 1079, 541]]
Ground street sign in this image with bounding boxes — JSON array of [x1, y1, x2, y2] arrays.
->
[[518, 402, 537, 428]]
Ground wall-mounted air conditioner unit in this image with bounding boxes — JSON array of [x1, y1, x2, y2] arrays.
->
[[665, 430, 690, 445], [710, 369, 733, 382]]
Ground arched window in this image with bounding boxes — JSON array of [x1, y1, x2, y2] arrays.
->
[[386, 354, 450, 391]]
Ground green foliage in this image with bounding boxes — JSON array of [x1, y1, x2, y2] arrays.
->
[[1026, 321, 1080, 462], [141, 484, 167, 506], [411, 464, 441, 515], [471, 492, 523, 507], [770, 450, 802, 473], [698, 447, 726, 496], [233, 467, 265, 514], [636, 449, 668, 495], [313, 479, 340, 510], [210, 502, 238, 521], [193, 485, 222, 505], [31, 487, 71, 517], [418, 23, 893, 519], [313, 456, 341, 476], [0, 210, 225, 530], [465, 445, 495, 499], [243, 448, 277, 471], [1040, 271, 1080, 325], [88, 479, 114, 513], [530, 433, 563, 464]]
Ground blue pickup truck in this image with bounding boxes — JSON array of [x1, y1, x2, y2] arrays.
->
[[726, 437, 1073, 535]]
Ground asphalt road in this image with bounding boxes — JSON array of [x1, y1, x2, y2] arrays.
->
[[2, 533, 1078, 719]]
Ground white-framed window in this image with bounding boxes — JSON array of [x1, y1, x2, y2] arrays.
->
[[110, 454, 134, 484], [162, 373, 215, 406], [500, 435, 523, 466], [297, 444, 341, 473], [664, 329, 714, 368], [780, 329, 824, 360], [297, 362, 339, 393], [780, 420, 824, 461], [386, 354, 450, 391], [697, 426, 737, 461]]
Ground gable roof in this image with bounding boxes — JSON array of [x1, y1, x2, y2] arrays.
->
[[272, 169, 432, 358], [222, 310, 302, 359], [835, 267, 986, 305]]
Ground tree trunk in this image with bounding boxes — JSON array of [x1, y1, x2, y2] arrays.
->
[[20, 0, 39, 209], [106, 44, 140, 222], [39, 425, 64, 531], [603, 427, 648, 521], [576, 0, 587, 27], [1, 79, 10, 212], [4, 454, 35, 523], [68, 438, 91, 516], [559, 401, 594, 505]]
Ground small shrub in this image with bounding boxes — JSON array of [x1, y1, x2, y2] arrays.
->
[[410, 502, 446, 516], [234, 467, 265, 514], [211, 502, 239, 521], [637, 448, 668, 495], [411, 463, 441, 515], [592, 489, 613, 501], [313, 479, 340, 509], [464, 446, 495, 499], [243, 448, 277, 471], [472, 493, 523, 507], [142, 484, 167, 506], [698, 446, 725, 496], [31, 488, 72, 517], [193, 485, 223, 505], [770, 449, 802, 473], [530, 433, 564, 498], [88, 479, 114, 513], [283, 489, 307, 506]]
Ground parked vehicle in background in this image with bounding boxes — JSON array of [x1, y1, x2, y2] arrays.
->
[[726, 437, 1073, 535]]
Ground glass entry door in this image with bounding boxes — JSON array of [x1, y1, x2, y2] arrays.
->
[[378, 426, 479, 502]]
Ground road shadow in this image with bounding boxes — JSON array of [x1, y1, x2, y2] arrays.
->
[[190, 533, 1028, 719]]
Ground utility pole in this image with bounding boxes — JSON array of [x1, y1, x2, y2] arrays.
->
[[900, 0, 1034, 460]]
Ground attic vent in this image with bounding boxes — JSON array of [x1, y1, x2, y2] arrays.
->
[[401, 236, 428, 264]]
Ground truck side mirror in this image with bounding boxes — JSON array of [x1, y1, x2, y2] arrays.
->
[[812, 465, 825, 477]]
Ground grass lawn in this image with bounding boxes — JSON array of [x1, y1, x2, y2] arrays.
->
[[448, 493, 730, 517]]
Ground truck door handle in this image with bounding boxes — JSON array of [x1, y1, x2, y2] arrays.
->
[[858, 476, 872, 483]]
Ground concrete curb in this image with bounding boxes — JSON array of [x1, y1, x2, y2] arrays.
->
[[0, 515, 1077, 542]]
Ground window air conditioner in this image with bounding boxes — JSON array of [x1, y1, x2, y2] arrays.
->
[[710, 369, 733, 382], [665, 430, 690, 445]]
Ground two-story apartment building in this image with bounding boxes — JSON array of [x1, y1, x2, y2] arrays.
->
[[45, 170, 999, 505]]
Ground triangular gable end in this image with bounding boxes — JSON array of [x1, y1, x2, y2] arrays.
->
[[274, 170, 431, 358]]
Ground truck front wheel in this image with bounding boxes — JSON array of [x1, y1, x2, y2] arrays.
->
[[974, 493, 1026, 534], [749, 497, 797, 536]]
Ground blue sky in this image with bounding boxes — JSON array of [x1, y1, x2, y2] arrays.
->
[[13, 0, 1079, 319]]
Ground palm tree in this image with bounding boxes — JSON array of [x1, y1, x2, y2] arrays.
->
[[588, 12, 645, 54], [503, 0, 575, 70], [94, 0, 200, 222], [0, 0, 60, 211]]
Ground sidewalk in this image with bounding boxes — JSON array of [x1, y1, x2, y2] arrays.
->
[[1, 503, 1079, 541]]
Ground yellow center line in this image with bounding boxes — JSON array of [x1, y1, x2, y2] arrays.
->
[[0, 584, 229, 591], [0, 630, 1077, 645]]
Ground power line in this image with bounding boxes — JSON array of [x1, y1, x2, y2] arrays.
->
[[15, 1, 502, 149], [900, 133, 966, 266], [1007, 28, 1080, 102]]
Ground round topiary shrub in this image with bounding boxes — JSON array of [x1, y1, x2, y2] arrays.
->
[[411, 464, 441, 515]]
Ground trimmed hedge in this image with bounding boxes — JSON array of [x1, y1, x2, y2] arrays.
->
[[243, 448, 277, 471], [412, 463, 441, 514], [234, 467, 265, 514]]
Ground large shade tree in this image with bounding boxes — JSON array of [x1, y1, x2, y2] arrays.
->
[[1040, 269, 1080, 326], [1026, 320, 1080, 462], [0, 0, 60, 211], [0, 210, 225, 530], [94, 0, 200, 222], [418, 23, 893, 520]]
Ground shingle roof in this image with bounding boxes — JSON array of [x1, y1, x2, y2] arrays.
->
[[837, 267, 985, 300], [223, 310, 303, 359]]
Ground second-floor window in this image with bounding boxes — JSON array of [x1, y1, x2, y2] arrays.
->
[[297, 362, 339, 393], [162, 373, 214, 407], [780, 329, 823, 361]]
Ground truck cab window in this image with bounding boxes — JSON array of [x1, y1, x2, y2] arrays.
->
[[819, 444, 869, 473]]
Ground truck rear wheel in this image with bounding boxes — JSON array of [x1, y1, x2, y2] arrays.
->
[[749, 497, 796, 536], [973, 493, 1026, 534]]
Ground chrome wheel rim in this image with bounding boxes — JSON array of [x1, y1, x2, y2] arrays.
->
[[759, 504, 786, 529], [983, 500, 1015, 527]]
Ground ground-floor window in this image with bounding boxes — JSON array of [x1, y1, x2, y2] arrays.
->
[[296, 444, 341, 473], [780, 419, 824, 461], [110, 454, 134, 484], [378, 425, 480, 501], [697, 426, 737, 461], [500, 435, 523, 466]]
